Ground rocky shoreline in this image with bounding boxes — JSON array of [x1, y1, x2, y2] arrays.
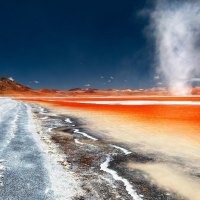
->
[[30, 103, 185, 200]]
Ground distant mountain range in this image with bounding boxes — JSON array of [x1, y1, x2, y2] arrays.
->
[[0, 77, 200, 96]]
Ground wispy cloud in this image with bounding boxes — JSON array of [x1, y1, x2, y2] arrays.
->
[[154, 75, 160, 80], [29, 80, 40, 84], [84, 83, 91, 87], [157, 82, 163, 85]]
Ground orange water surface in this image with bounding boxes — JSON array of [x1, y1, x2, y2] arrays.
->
[[18, 97, 200, 142]]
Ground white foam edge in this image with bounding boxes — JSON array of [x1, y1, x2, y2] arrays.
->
[[65, 118, 73, 124], [73, 129, 98, 141], [74, 139, 84, 145], [100, 155, 143, 200], [76, 100, 200, 106], [109, 144, 132, 155]]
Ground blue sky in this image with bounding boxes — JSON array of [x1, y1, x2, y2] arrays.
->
[[0, 0, 155, 90]]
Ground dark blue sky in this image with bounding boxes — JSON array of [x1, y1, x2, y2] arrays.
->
[[0, 0, 155, 90]]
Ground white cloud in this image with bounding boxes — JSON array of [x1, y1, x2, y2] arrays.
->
[[100, 76, 104, 79], [84, 83, 91, 87], [34, 80, 39, 84], [110, 76, 114, 79], [154, 75, 160, 80], [157, 82, 163, 85]]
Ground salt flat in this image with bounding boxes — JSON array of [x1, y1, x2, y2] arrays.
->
[[0, 98, 81, 200]]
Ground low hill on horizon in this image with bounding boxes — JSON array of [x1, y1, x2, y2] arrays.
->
[[0, 77, 200, 96], [0, 77, 30, 91]]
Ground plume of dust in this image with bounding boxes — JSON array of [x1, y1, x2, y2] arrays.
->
[[151, 0, 200, 95]]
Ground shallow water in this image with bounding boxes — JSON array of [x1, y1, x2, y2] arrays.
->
[[17, 97, 200, 199]]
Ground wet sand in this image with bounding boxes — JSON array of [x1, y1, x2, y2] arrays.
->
[[18, 97, 200, 199]]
